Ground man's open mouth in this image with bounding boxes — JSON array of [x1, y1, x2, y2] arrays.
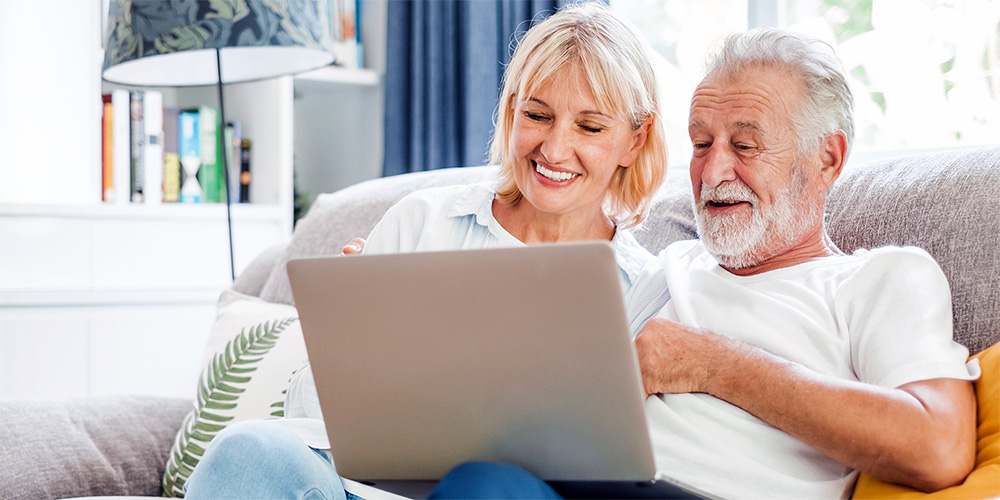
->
[[707, 200, 751, 208]]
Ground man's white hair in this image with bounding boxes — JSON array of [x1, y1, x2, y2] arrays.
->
[[705, 29, 855, 160]]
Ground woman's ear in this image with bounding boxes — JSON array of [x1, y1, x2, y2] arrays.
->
[[620, 117, 652, 168]]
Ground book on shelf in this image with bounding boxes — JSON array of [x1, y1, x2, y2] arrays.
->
[[240, 139, 252, 203], [143, 90, 164, 205], [330, 0, 363, 68], [163, 106, 181, 202], [178, 109, 203, 203], [225, 122, 242, 203], [129, 90, 145, 202], [193, 106, 225, 203], [101, 95, 113, 202], [110, 89, 131, 205]]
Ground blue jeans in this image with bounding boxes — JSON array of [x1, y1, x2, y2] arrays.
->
[[184, 419, 350, 500], [184, 420, 558, 500], [428, 462, 562, 500]]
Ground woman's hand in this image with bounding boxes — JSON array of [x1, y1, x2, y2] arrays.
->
[[342, 237, 366, 255]]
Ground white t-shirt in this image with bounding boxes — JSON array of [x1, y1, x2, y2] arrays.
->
[[283, 182, 670, 449], [647, 239, 979, 500]]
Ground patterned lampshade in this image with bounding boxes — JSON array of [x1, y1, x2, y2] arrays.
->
[[102, 0, 336, 86]]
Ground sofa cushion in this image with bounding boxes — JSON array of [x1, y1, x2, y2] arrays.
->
[[162, 290, 307, 497], [852, 342, 1000, 499], [632, 164, 699, 253], [0, 396, 190, 500], [233, 241, 288, 298]]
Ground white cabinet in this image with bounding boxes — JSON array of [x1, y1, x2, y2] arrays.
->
[[0, 1, 386, 400]]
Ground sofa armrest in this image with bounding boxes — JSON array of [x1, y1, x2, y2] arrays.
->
[[0, 396, 191, 500]]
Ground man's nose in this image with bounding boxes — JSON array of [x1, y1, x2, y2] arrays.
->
[[699, 145, 738, 188], [540, 123, 574, 164]]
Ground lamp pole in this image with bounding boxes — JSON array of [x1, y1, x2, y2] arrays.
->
[[216, 47, 236, 282]]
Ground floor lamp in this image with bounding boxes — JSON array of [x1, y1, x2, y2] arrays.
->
[[101, 0, 336, 281]]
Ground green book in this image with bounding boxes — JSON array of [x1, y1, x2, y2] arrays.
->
[[192, 106, 225, 203]]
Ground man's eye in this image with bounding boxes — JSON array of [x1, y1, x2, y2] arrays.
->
[[735, 143, 758, 152]]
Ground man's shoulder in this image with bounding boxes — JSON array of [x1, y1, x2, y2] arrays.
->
[[834, 245, 947, 297], [847, 245, 941, 274]]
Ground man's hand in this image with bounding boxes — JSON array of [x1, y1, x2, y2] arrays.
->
[[634, 318, 726, 396], [342, 237, 366, 255]]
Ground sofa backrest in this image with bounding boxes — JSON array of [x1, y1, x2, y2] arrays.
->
[[245, 146, 999, 354], [825, 146, 1000, 354]]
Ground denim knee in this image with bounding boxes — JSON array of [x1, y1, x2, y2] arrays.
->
[[207, 419, 305, 461], [185, 419, 346, 500]]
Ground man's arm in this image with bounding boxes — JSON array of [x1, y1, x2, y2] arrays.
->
[[635, 319, 977, 492]]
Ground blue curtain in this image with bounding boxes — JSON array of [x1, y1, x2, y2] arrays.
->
[[383, 0, 577, 177]]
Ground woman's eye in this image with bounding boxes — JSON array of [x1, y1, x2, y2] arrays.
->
[[524, 111, 548, 122], [579, 123, 604, 133]]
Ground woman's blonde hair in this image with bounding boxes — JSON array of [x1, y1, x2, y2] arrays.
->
[[489, 2, 668, 229]]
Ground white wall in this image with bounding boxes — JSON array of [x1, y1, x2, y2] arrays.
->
[[0, 0, 103, 205]]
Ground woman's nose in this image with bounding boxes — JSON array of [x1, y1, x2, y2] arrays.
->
[[539, 123, 574, 164]]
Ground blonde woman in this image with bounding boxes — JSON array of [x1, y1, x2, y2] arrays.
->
[[185, 4, 669, 499]]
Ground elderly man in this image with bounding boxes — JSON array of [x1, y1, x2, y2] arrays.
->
[[428, 28, 979, 500], [632, 28, 978, 499]]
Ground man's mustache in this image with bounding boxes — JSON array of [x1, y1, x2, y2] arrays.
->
[[698, 183, 759, 210]]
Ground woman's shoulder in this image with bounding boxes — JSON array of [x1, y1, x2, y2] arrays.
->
[[376, 182, 497, 234], [391, 182, 495, 212]]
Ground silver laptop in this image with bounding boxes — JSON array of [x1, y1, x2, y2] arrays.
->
[[287, 242, 710, 499]]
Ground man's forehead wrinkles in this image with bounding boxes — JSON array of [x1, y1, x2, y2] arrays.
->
[[693, 84, 775, 101], [691, 95, 773, 119]]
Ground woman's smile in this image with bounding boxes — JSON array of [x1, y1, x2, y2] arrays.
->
[[534, 162, 580, 183]]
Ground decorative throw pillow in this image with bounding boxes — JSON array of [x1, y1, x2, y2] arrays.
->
[[161, 290, 307, 497]]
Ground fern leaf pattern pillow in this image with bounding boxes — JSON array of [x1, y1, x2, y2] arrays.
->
[[162, 290, 308, 497]]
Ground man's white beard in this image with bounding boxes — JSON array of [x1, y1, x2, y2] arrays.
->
[[694, 167, 819, 270]]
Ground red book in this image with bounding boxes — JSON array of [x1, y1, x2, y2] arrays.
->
[[101, 94, 114, 202]]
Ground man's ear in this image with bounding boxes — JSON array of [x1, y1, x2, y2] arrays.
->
[[818, 130, 847, 190], [620, 117, 653, 168]]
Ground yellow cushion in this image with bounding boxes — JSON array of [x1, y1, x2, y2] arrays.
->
[[852, 342, 1000, 499]]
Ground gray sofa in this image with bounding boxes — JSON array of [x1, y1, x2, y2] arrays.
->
[[2, 146, 998, 500]]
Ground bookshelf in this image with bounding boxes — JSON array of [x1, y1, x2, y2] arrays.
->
[[0, 0, 387, 401]]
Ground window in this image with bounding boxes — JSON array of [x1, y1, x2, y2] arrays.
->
[[612, 0, 1000, 165]]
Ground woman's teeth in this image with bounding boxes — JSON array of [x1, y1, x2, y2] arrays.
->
[[536, 164, 578, 182]]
